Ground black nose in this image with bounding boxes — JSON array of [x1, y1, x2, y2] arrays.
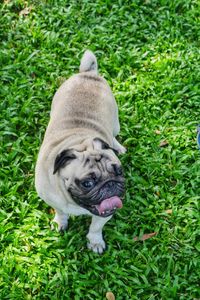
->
[[112, 164, 123, 176], [106, 181, 115, 189]]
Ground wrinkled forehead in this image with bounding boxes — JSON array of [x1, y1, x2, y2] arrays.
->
[[54, 137, 122, 176], [79, 149, 120, 164], [58, 146, 121, 180], [74, 150, 120, 175]]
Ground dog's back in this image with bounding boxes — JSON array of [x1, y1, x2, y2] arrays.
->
[[46, 51, 118, 143]]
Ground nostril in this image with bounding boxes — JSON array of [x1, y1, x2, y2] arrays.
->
[[112, 164, 122, 176], [107, 181, 114, 188]]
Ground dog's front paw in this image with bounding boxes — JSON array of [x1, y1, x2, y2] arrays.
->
[[87, 240, 106, 254], [51, 221, 68, 232], [51, 212, 68, 232], [87, 232, 106, 254]]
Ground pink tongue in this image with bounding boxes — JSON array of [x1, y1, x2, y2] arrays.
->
[[97, 196, 123, 214]]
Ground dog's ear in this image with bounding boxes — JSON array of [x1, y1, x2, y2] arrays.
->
[[93, 138, 119, 155], [53, 149, 76, 174]]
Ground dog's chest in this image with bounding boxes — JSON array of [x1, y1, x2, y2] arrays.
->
[[64, 203, 92, 216]]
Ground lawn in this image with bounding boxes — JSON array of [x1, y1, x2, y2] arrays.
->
[[1, 0, 200, 299]]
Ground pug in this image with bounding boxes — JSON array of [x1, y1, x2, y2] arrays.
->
[[35, 50, 126, 253]]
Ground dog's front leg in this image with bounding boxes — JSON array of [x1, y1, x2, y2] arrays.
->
[[51, 209, 68, 232], [87, 215, 112, 254]]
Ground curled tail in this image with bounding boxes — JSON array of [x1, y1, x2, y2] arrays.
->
[[79, 50, 98, 74]]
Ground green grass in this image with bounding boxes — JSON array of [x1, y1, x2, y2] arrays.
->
[[1, 0, 200, 299]]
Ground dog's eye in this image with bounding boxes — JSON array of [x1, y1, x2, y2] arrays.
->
[[81, 179, 95, 189]]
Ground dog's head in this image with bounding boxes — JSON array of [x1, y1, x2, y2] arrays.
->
[[53, 138, 125, 217]]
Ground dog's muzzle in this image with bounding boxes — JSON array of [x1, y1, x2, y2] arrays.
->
[[69, 179, 125, 217]]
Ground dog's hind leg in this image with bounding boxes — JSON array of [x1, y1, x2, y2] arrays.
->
[[113, 137, 126, 154], [112, 102, 126, 154], [51, 209, 68, 232]]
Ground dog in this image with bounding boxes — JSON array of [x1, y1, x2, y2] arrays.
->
[[35, 50, 126, 253]]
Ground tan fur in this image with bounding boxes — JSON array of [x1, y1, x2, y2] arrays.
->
[[35, 50, 125, 253]]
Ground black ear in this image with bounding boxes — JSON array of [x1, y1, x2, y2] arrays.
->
[[93, 138, 119, 155], [53, 150, 76, 174]]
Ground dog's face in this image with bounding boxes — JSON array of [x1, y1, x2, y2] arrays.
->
[[53, 138, 125, 217]]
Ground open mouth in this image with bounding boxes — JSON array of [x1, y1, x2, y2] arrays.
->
[[69, 179, 125, 218], [92, 196, 123, 217]]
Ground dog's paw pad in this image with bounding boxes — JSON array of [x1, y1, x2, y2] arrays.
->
[[87, 241, 106, 254]]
